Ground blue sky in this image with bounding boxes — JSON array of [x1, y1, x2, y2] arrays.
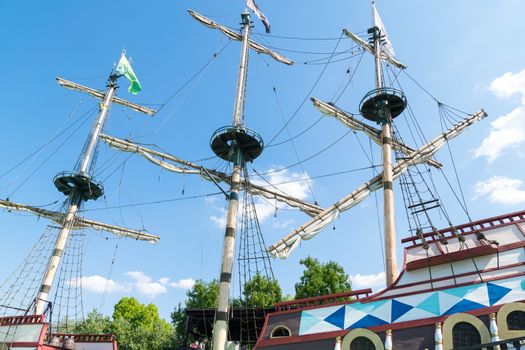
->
[[1, 1, 525, 321]]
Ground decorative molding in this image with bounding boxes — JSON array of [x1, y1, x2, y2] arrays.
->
[[341, 328, 384, 350], [442, 312, 491, 350]]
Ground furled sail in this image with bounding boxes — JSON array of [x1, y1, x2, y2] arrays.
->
[[187, 9, 293, 66], [268, 110, 487, 258], [100, 134, 323, 217], [311, 97, 442, 168], [0, 199, 159, 243], [343, 29, 406, 69]]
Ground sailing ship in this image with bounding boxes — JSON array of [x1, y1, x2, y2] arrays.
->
[[0, 56, 160, 349], [1, 1, 524, 350]]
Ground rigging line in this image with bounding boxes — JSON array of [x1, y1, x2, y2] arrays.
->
[[253, 32, 353, 41], [259, 46, 355, 56], [153, 41, 233, 135], [262, 58, 317, 203], [303, 53, 364, 66], [156, 40, 232, 114], [0, 104, 98, 181], [265, 116, 323, 148], [302, 49, 363, 64], [439, 107, 471, 216], [438, 102, 471, 116], [259, 129, 352, 176], [332, 50, 366, 103], [99, 243, 119, 311], [401, 69, 439, 103], [266, 32, 345, 147], [80, 192, 222, 212], [369, 137, 386, 268], [7, 107, 98, 198]]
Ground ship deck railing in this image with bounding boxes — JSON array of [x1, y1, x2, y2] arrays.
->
[[274, 289, 373, 312], [401, 209, 525, 246]]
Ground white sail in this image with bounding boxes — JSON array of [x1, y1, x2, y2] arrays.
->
[[100, 134, 323, 217], [311, 97, 442, 168], [187, 9, 293, 66], [0, 199, 159, 243], [268, 110, 487, 258]]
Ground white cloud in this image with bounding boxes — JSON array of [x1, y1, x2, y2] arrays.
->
[[474, 106, 525, 162], [71, 272, 196, 298], [206, 168, 313, 228], [489, 70, 525, 103], [349, 272, 385, 290], [69, 275, 130, 294], [168, 278, 196, 289], [252, 168, 313, 222], [474, 176, 525, 205], [126, 271, 168, 297], [475, 69, 525, 162]]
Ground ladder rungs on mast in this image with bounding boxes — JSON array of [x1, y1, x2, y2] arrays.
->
[[0, 199, 159, 243], [188, 9, 294, 66], [56, 77, 156, 116], [311, 97, 442, 169], [100, 134, 323, 217], [267, 109, 487, 259]]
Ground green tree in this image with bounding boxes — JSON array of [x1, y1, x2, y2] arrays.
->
[[75, 309, 112, 334], [243, 273, 282, 307], [185, 279, 219, 308], [294, 256, 351, 299], [112, 297, 174, 350]]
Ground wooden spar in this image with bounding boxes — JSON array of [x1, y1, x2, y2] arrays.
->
[[310, 97, 443, 169], [187, 9, 293, 66], [99, 134, 324, 217], [267, 110, 487, 258], [0, 199, 159, 243]]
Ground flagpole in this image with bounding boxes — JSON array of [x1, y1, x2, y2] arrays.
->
[[35, 73, 120, 315]]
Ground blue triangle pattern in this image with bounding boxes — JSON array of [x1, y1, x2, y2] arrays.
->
[[416, 292, 440, 315], [487, 283, 511, 306], [300, 312, 323, 334], [391, 299, 413, 322], [443, 284, 477, 298], [443, 299, 486, 315], [323, 306, 345, 330], [350, 314, 389, 329]]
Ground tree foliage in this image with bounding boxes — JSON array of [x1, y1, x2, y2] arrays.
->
[[75, 298, 174, 350], [185, 279, 219, 308], [294, 256, 351, 299], [243, 273, 282, 307], [112, 297, 174, 350]]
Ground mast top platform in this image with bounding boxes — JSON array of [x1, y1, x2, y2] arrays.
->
[[210, 126, 263, 163], [359, 87, 407, 124], [53, 172, 104, 201]]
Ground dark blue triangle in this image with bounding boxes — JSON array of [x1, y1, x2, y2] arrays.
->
[[444, 299, 486, 315], [487, 283, 511, 306], [351, 314, 389, 329], [324, 306, 345, 329], [391, 299, 413, 322]]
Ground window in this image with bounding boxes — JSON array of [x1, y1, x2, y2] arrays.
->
[[507, 310, 525, 330], [270, 325, 291, 338], [350, 336, 375, 350], [453, 322, 481, 348]]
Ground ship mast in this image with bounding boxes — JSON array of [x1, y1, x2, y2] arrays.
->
[[210, 12, 263, 350], [29, 57, 159, 315], [372, 26, 397, 287], [34, 73, 118, 314]]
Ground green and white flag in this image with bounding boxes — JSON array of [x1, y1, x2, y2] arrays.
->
[[116, 54, 142, 95]]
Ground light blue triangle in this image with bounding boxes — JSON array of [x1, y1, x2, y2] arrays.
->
[[487, 283, 511, 306], [416, 292, 440, 315], [300, 312, 323, 334], [443, 284, 477, 299]]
